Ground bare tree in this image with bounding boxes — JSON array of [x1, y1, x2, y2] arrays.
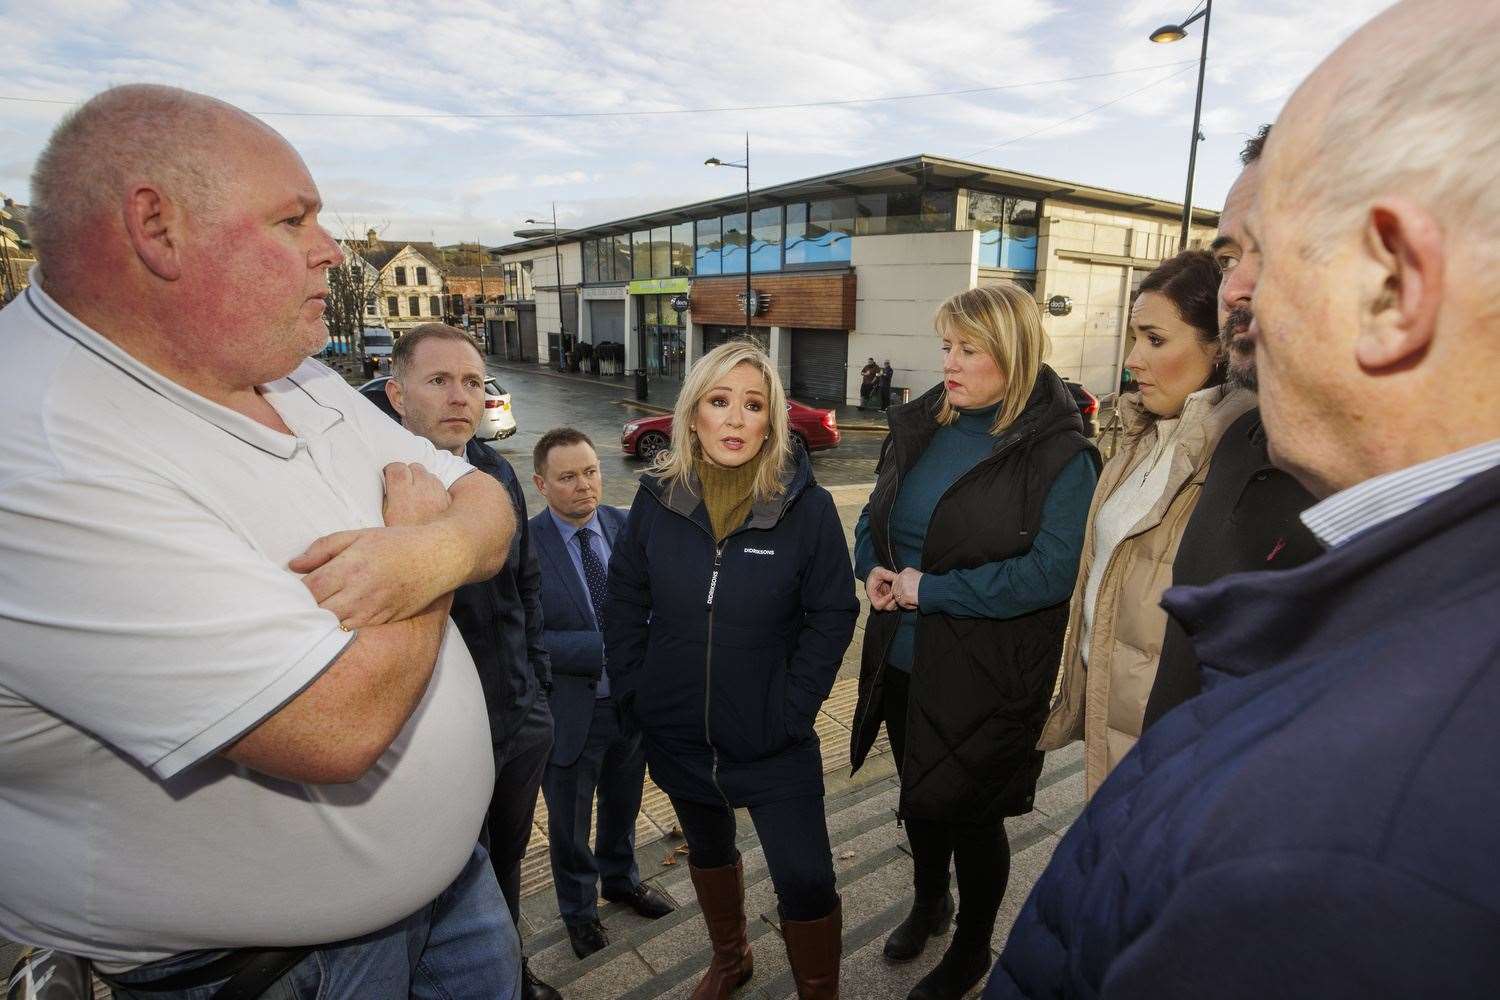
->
[[325, 245, 382, 374]]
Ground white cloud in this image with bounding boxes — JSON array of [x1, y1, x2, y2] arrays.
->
[[3, 0, 1393, 241]]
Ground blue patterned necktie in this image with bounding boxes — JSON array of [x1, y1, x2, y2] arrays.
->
[[575, 527, 608, 628]]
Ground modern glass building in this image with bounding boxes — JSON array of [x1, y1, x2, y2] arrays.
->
[[494, 154, 1218, 402]]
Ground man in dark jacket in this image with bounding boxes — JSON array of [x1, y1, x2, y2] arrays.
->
[[879, 359, 895, 410], [987, 3, 1500, 996], [1144, 126, 1321, 730], [530, 428, 673, 962], [386, 324, 560, 1000]]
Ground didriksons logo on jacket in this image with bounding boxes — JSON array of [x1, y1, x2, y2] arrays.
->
[[742, 547, 775, 556]]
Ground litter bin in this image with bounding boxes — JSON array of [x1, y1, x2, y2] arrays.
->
[[634, 369, 648, 402]]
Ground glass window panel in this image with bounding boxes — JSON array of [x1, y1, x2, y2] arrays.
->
[[784, 203, 809, 266], [651, 226, 671, 278], [855, 192, 888, 236], [1000, 197, 1039, 271], [967, 191, 1007, 268], [632, 230, 652, 280], [695, 217, 721, 275], [720, 212, 747, 274], [805, 198, 853, 263], [642, 294, 659, 328], [612, 234, 631, 281], [922, 189, 957, 231], [671, 222, 693, 276], [583, 240, 599, 283], [750, 206, 781, 273]]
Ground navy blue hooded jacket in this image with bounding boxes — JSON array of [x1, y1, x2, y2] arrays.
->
[[603, 450, 858, 808], [986, 463, 1500, 998]]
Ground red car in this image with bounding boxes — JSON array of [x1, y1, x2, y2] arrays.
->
[[622, 400, 840, 461]]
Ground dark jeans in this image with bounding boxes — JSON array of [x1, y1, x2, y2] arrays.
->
[[883, 665, 1011, 942], [485, 695, 554, 929], [108, 844, 520, 1000], [669, 794, 837, 922], [542, 697, 646, 926]]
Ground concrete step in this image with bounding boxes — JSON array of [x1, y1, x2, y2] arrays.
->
[[529, 741, 1085, 999]]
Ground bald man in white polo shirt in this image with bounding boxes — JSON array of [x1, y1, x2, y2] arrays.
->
[[0, 85, 521, 998]]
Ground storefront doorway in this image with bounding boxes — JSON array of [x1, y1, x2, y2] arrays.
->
[[637, 293, 688, 381]]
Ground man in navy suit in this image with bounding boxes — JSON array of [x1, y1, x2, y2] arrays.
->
[[530, 428, 673, 960]]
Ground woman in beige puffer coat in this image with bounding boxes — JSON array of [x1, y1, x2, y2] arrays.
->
[[1039, 251, 1252, 795]]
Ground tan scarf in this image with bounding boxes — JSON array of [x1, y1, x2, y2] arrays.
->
[[695, 458, 760, 542]]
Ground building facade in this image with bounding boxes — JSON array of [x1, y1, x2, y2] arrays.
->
[[350, 231, 448, 335], [493, 155, 1217, 402]]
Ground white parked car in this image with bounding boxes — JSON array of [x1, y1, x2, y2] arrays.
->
[[357, 375, 517, 441]]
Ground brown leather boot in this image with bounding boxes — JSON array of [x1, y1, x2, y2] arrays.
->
[[688, 857, 753, 1000], [782, 899, 842, 999]]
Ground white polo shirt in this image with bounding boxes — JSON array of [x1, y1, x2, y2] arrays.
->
[[0, 280, 495, 969]]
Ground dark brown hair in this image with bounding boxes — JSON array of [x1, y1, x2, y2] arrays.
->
[[533, 427, 596, 476], [1137, 249, 1225, 390], [390, 322, 481, 380]]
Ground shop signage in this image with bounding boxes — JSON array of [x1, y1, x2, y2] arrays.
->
[[736, 290, 772, 316], [582, 284, 627, 300], [669, 294, 691, 313], [1047, 294, 1073, 317], [627, 277, 692, 295]]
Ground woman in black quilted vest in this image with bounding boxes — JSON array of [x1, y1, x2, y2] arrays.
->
[[848, 283, 1099, 1000]]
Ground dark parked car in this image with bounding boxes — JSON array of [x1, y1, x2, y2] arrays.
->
[[1063, 379, 1099, 438], [622, 400, 840, 462]]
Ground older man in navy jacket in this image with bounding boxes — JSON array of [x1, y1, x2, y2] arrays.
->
[[988, 2, 1500, 997], [530, 428, 673, 961]]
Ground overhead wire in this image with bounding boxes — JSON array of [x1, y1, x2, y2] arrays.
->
[[963, 62, 1198, 158]]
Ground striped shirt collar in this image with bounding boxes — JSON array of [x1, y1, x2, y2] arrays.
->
[[1300, 438, 1500, 548]]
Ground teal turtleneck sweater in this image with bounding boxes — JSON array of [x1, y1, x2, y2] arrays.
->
[[854, 401, 1097, 672]]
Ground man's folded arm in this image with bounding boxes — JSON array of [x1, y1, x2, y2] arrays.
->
[[222, 595, 453, 783], [0, 469, 475, 785]]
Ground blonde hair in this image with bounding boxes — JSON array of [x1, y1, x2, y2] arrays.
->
[[933, 282, 1049, 434], [651, 340, 792, 503]]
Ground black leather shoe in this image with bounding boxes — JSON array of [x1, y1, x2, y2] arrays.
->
[[884, 892, 954, 963], [566, 919, 608, 960], [602, 883, 675, 919], [521, 958, 563, 1000], [906, 932, 991, 1000]]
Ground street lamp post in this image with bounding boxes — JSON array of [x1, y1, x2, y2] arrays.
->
[[1150, 0, 1212, 251], [525, 203, 567, 371], [706, 133, 752, 339]]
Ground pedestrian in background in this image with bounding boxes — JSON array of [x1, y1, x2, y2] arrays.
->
[[859, 357, 880, 410], [879, 359, 895, 410], [1038, 250, 1251, 794], [990, 1, 1500, 994], [848, 283, 1098, 1000], [605, 341, 858, 999]]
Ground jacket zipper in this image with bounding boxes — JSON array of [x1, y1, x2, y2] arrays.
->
[[704, 543, 731, 808]]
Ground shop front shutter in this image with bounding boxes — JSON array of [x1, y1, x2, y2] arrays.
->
[[587, 300, 625, 345], [789, 328, 849, 403]]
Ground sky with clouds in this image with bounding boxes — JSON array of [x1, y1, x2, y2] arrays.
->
[[1, 0, 1391, 247]]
